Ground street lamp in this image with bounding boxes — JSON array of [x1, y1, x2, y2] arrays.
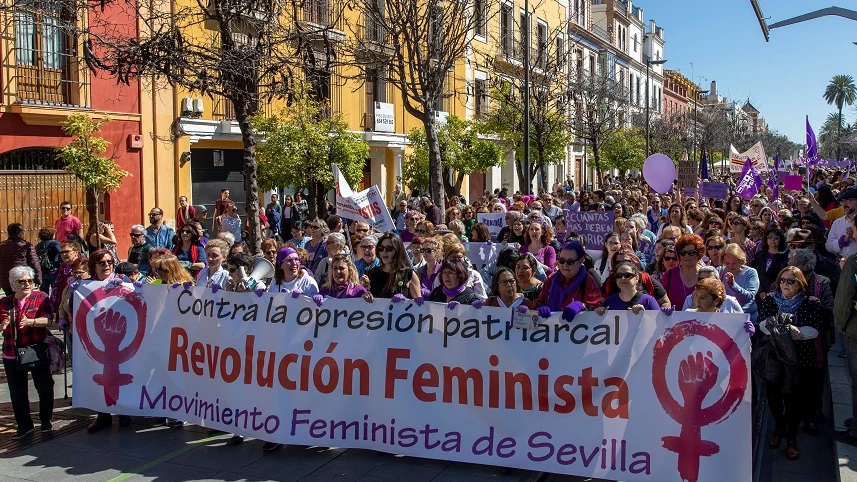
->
[[645, 58, 667, 156]]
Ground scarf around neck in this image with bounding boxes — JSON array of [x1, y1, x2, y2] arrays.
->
[[330, 281, 354, 299], [547, 266, 587, 311], [772, 291, 804, 315], [442, 282, 467, 298]]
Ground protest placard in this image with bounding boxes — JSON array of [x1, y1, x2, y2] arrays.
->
[[476, 213, 506, 235], [698, 182, 729, 200], [73, 282, 752, 482], [677, 159, 698, 189], [783, 175, 803, 191], [563, 210, 615, 248], [333, 163, 396, 232]]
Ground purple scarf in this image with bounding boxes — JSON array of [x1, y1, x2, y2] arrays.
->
[[421, 262, 442, 291], [324, 282, 364, 299], [442, 283, 467, 298], [547, 266, 587, 311]]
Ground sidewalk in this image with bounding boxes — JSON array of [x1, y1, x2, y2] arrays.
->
[[0, 367, 551, 482], [830, 339, 857, 482]]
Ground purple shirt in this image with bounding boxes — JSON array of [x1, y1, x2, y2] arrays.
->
[[601, 292, 661, 311], [320, 283, 368, 299]]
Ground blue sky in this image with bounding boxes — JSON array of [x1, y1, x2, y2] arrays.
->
[[641, 0, 857, 144]]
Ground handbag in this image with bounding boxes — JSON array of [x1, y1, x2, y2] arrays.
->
[[10, 303, 51, 373]]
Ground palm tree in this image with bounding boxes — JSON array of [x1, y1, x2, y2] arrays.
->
[[823, 74, 857, 159]]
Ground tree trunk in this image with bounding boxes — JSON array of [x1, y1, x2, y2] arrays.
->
[[86, 189, 99, 237], [537, 151, 548, 191], [423, 114, 444, 205], [236, 106, 262, 256], [307, 179, 327, 220], [515, 157, 526, 193], [838, 104, 844, 160], [592, 140, 602, 190]]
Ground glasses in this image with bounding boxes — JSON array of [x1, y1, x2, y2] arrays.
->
[[706, 245, 723, 251], [415, 229, 427, 234], [663, 256, 678, 262], [615, 272, 636, 280], [498, 279, 516, 286], [556, 256, 579, 265], [788, 243, 803, 249], [378, 246, 395, 253], [96, 260, 113, 267], [779, 277, 798, 285], [265, 250, 277, 255], [283, 258, 301, 265], [130, 233, 144, 238], [355, 228, 370, 234], [149, 212, 162, 217], [16, 279, 34, 286], [420, 247, 436, 253], [360, 245, 376, 251], [679, 250, 699, 257]]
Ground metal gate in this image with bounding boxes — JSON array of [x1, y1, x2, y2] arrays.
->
[[0, 149, 92, 243]]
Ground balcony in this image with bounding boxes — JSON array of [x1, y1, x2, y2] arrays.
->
[[295, 0, 346, 43], [354, 16, 393, 60]]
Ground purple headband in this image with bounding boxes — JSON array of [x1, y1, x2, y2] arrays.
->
[[276, 247, 298, 265]]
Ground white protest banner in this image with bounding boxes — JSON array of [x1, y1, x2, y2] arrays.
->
[[73, 282, 751, 482], [698, 182, 729, 200], [333, 163, 396, 232], [730, 142, 768, 173], [476, 213, 506, 235], [564, 210, 615, 248]]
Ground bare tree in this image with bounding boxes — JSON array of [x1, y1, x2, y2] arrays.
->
[[479, 4, 571, 192], [76, 0, 348, 253], [567, 61, 629, 190], [344, 0, 486, 204]]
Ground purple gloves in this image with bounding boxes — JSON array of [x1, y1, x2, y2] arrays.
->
[[133, 280, 144, 289], [562, 301, 585, 322], [211, 284, 221, 293], [744, 320, 756, 336], [255, 288, 265, 297], [392, 294, 407, 303], [58, 318, 68, 331], [420, 286, 431, 298], [171, 282, 181, 289], [472, 300, 485, 309], [447, 301, 460, 310], [107, 277, 124, 287], [537, 306, 552, 318], [291, 289, 303, 299], [312, 294, 325, 307], [183, 281, 194, 290], [517, 305, 529, 314], [414, 297, 425, 306], [661, 306, 674, 316]]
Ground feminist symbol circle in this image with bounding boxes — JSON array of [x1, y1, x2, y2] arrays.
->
[[651, 320, 748, 482], [74, 285, 147, 406]]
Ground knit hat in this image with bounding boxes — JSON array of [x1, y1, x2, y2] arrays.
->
[[275, 247, 299, 265]]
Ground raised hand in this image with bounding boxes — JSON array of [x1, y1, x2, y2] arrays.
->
[[471, 299, 485, 309], [391, 293, 407, 304], [537, 306, 552, 318], [312, 294, 325, 307], [291, 289, 303, 299], [447, 301, 459, 310]]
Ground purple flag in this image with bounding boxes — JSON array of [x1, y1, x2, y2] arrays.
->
[[806, 116, 818, 160], [735, 157, 763, 200], [700, 150, 709, 180], [768, 155, 780, 199]]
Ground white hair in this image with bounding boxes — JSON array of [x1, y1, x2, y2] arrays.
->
[[130, 224, 145, 233], [9, 266, 35, 286], [491, 203, 507, 213]]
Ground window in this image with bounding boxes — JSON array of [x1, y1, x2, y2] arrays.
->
[[555, 36, 564, 67], [500, 4, 514, 57], [474, 0, 486, 37], [636, 76, 641, 105], [519, 12, 529, 61], [365, 0, 385, 42], [633, 33, 638, 52], [429, 6, 443, 57], [367, 68, 386, 103], [536, 22, 547, 69], [588, 55, 595, 76], [304, 0, 329, 25], [474, 78, 487, 115], [307, 67, 331, 102]]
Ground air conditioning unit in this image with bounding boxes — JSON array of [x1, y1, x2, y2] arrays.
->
[[181, 97, 193, 115], [193, 98, 205, 115]]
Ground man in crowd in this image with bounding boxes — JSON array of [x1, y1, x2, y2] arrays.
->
[[214, 188, 231, 217], [145, 207, 175, 250], [562, 192, 580, 212], [176, 196, 195, 229], [0, 223, 41, 295], [265, 193, 281, 240], [422, 197, 442, 225], [542, 194, 562, 221], [54, 201, 83, 243], [826, 187, 857, 259], [127, 224, 153, 276], [647, 196, 668, 233], [194, 205, 210, 237], [391, 199, 409, 231]]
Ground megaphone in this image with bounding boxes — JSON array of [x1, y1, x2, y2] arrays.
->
[[240, 257, 275, 290]]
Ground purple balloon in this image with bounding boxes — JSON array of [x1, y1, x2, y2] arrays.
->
[[643, 154, 676, 194]]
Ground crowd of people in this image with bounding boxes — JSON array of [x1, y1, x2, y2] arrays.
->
[[0, 167, 857, 462]]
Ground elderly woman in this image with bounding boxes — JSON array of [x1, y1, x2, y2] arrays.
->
[[0, 266, 54, 439], [417, 237, 442, 296], [366, 233, 421, 299], [442, 244, 489, 300], [719, 243, 759, 321], [682, 267, 743, 312], [197, 239, 230, 288], [594, 261, 660, 315], [320, 255, 374, 302], [416, 220, 436, 238], [303, 218, 329, 273], [428, 259, 478, 305], [753, 227, 789, 298], [522, 220, 556, 275], [758, 266, 827, 461], [535, 241, 604, 313], [704, 233, 726, 268], [661, 234, 705, 308], [497, 211, 524, 244], [728, 215, 757, 267], [261, 238, 279, 265], [515, 254, 543, 301], [478, 267, 537, 309], [314, 232, 347, 285], [659, 225, 682, 243], [400, 210, 423, 242], [268, 247, 318, 295], [789, 249, 834, 311], [355, 235, 381, 277]]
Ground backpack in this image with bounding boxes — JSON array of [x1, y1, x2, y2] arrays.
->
[[37, 242, 58, 273]]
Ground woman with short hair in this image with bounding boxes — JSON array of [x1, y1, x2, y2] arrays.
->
[[686, 277, 727, 313], [757, 266, 826, 460], [314, 232, 348, 285], [428, 259, 477, 305], [198, 239, 230, 288], [0, 266, 54, 440], [594, 261, 660, 315], [718, 243, 759, 321], [661, 234, 705, 308], [269, 247, 318, 295]]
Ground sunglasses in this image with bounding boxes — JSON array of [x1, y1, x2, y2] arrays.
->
[[420, 247, 436, 253], [265, 250, 277, 255], [360, 245, 376, 250], [96, 260, 113, 267], [149, 213, 162, 216], [663, 256, 677, 262], [556, 256, 579, 265], [615, 272, 636, 280], [355, 228, 370, 233], [61, 207, 71, 211], [706, 245, 723, 251], [415, 229, 427, 234], [788, 243, 803, 249], [16, 279, 34, 286], [130, 233, 144, 237], [378, 246, 395, 253], [498, 279, 516, 286], [679, 250, 698, 257], [779, 277, 797, 285]]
